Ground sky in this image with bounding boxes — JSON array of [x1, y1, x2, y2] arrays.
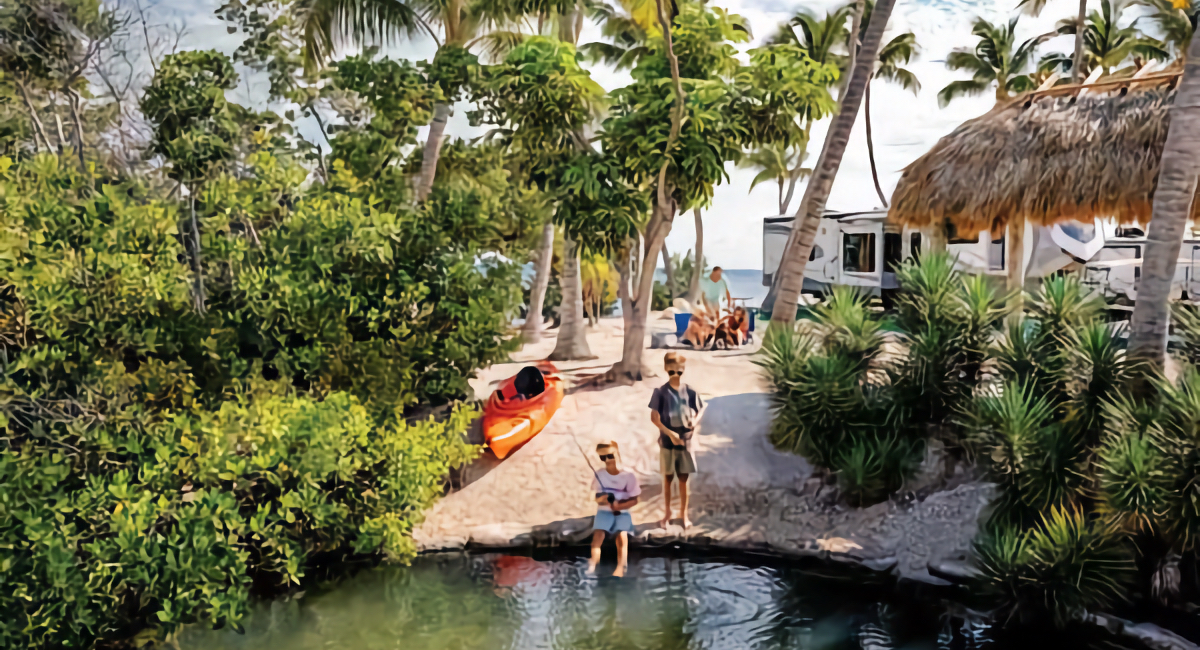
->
[[150, 0, 1102, 269]]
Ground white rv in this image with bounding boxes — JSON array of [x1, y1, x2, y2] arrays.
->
[[762, 212, 1200, 304]]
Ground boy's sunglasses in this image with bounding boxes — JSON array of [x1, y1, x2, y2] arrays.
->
[[598, 453, 615, 461], [667, 369, 684, 376]]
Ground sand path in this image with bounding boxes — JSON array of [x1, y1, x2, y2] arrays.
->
[[413, 315, 993, 583]]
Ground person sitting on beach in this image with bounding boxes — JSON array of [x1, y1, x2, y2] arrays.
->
[[648, 352, 705, 529], [714, 306, 748, 348], [588, 441, 640, 577]]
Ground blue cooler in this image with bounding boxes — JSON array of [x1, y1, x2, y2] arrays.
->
[[674, 313, 691, 337]]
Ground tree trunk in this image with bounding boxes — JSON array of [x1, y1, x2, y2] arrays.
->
[[189, 190, 206, 314], [414, 102, 451, 202], [1072, 0, 1087, 84], [1128, 36, 1200, 372], [549, 235, 596, 360], [612, 0, 683, 380], [619, 201, 673, 380], [840, 0, 866, 101], [1007, 213, 1026, 321], [769, 0, 898, 330], [16, 81, 52, 153], [686, 208, 704, 304], [522, 221, 556, 344], [662, 241, 675, 299], [929, 222, 947, 252], [865, 79, 888, 208], [67, 89, 87, 176]]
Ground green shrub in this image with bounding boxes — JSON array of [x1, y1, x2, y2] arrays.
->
[[0, 389, 478, 647], [889, 253, 1002, 430], [1095, 416, 1172, 536], [962, 380, 1088, 526], [758, 287, 896, 471], [0, 151, 516, 646], [833, 433, 922, 507], [975, 508, 1136, 627]]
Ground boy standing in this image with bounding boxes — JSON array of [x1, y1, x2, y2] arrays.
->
[[648, 352, 705, 529]]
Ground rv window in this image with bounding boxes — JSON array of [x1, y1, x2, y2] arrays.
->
[[946, 222, 978, 245], [809, 245, 824, 261], [843, 233, 876, 273], [884, 233, 902, 272], [1115, 226, 1145, 238], [910, 233, 922, 260]]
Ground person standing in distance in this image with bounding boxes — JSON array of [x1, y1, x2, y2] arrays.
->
[[699, 266, 731, 313], [649, 352, 705, 529]]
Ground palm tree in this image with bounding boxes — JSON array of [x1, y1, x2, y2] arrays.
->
[[754, 5, 851, 216], [1020, 0, 1089, 83], [854, 3, 918, 207], [937, 17, 1048, 107], [1128, 30, 1200, 373], [771, 5, 851, 71], [1053, 0, 1169, 76], [298, 0, 537, 203], [1136, 0, 1199, 56], [738, 143, 811, 214], [769, 0, 898, 330]]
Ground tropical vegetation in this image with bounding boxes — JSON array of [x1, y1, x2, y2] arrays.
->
[[762, 253, 1200, 625]]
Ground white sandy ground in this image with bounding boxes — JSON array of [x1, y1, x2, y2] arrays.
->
[[413, 314, 994, 582]]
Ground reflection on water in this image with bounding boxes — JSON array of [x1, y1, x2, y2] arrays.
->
[[176, 552, 1131, 650]]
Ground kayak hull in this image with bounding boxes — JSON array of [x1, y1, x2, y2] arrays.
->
[[483, 362, 564, 459]]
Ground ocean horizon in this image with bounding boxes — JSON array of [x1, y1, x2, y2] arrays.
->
[[654, 268, 767, 309]]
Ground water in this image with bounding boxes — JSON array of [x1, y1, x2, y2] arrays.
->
[[175, 551, 1137, 650], [654, 269, 768, 308]]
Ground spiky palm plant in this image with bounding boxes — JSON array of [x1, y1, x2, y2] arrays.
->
[[976, 508, 1136, 627], [963, 380, 1088, 525], [1096, 407, 1172, 535], [890, 253, 1002, 430], [758, 329, 874, 465], [1027, 274, 1104, 343], [1152, 368, 1200, 552], [1062, 321, 1137, 447], [1171, 302, 1200, 367], [834, 433, 922, 507], [811, 285, 884, 370], [993, 276, 1102, 394]]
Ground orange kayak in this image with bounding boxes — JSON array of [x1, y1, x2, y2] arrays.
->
[[483, 362, 564, 459]]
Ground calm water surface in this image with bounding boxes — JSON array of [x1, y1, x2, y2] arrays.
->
[[177, 551, 1134, 650]]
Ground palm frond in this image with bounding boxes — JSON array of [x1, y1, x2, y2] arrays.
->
[[937, 78, 988, 108], [298, 0, 430, 69]]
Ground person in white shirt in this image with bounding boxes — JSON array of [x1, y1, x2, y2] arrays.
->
[[588, 441, 640, 577], [699, 266, 731, 312]]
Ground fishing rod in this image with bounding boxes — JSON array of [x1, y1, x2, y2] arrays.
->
[[568, 418, 615, 506]]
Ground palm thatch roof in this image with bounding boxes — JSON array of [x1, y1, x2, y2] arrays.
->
[[889, 72, 1190, 236]]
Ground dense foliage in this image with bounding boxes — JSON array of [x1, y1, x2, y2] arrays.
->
[[759, 254, 1001, 505], [0, 143, 519, 645], [762, 254, 1200, 624]]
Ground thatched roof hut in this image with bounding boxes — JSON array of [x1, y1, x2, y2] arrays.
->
[[888, 73, 1189, 237]]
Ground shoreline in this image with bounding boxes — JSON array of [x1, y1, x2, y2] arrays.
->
[[414, 316, 993, 584]]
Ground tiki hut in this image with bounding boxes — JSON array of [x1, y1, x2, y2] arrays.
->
[[888, 69, 1191, 298], [889, 72, 1187, 237]]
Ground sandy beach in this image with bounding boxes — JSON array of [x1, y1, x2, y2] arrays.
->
[[413, 314, 993, 582]]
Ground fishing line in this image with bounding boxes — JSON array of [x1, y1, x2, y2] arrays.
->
[[566, 404, 614, 504]]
